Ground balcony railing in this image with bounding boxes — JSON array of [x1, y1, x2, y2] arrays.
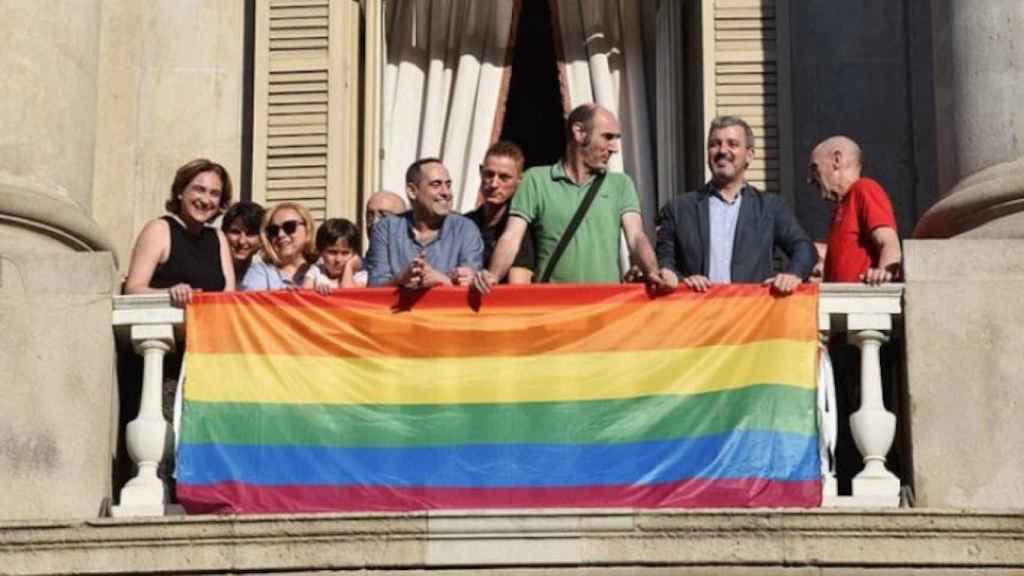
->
[[110, 284, 905, 517]]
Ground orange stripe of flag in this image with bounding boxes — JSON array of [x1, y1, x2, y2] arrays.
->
[[187, 286, 818, 359]]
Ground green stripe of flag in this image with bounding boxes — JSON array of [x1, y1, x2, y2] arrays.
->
[[181, 383, 816, 448]]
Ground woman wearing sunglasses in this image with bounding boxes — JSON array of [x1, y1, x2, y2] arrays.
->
[[239, 201, 318, 290], [123, 158, 235, 306]]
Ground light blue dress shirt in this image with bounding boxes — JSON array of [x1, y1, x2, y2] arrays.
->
[[239, 259, 308, 291], [707, 188, 743, 283]]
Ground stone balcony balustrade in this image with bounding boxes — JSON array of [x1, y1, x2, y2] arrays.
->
[[110, 284, 905, 517]]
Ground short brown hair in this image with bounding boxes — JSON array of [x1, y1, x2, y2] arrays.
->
[[484, 140, 525, 173], [165, 158, 233, 216], [707, 116, 755, 150], [260, 202, 319, 266]]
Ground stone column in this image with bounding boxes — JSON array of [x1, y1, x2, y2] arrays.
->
[[0, 1, 113, 254], [904, 1, 1024, 510], [0, 2, 117, 521], [914, 0, 1024, 238]]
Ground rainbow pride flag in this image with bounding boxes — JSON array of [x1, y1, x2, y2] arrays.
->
[[176, 284, 821, 513]]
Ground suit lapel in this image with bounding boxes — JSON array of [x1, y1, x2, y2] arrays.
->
[[732, 186, 755, 278], [696, 188, 711, 276]]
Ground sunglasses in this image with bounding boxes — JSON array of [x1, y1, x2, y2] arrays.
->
[[266, 220, 305, 238]]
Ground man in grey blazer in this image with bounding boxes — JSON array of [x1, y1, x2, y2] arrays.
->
[[655, 116, 816, 294]]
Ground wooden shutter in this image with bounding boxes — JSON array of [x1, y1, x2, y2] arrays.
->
[[252, 0, 361, 222], [702, 0, 790, 198]]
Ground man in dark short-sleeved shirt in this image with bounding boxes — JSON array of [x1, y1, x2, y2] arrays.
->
[[366, 158, 483, 288], [464, 140, 535, 283]]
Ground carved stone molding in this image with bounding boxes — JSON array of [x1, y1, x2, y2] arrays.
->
[[914, 157, 1024, 238], [0, 181, 115, 261], [1, 510, 1022, 574]]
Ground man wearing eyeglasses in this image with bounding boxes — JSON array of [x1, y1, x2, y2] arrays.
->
[[365, 158, 484, 288]]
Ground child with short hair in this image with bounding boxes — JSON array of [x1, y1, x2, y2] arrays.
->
[[303, 218, 366, 292]]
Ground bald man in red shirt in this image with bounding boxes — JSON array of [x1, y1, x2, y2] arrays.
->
[[808, 136, 901, 284]]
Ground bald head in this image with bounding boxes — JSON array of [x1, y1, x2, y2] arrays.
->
[[813, 135, 862, 168], [809, 135, 863, 202], [365, 190, 407, 231], [566, 103, 621, 173]]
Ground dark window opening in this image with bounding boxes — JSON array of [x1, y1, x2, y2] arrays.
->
[[498, 0, 566, 169]]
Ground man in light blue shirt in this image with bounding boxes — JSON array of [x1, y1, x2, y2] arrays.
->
[[707, 189, 742, 283], [655, 116, 815, 293], [366, 158, 484, 287]]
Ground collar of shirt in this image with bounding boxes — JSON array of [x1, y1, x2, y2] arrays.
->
[[401, 210, 448, 248], [550, 160, 601, 186], [705, 181, 751, 205]]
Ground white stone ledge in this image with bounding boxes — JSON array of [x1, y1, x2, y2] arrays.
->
[[0, 510, 1021, 575], [818, 283, 904, 332]]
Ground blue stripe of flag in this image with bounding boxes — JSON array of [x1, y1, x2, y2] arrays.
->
[[177, 429, 820, 488]]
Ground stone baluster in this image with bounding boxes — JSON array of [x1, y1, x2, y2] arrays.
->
[[848, 330, 900, 506], [817, 334, 839, 501], [110, 324, 175, 517]]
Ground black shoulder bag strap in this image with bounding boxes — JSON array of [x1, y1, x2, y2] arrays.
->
[[539, 172, 606, 283]]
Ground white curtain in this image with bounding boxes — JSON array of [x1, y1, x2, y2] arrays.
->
[[382, 0, 515, 213], [555, 0, 658, 230]]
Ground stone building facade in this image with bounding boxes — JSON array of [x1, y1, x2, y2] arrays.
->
[[1, 1, 1023, 572]]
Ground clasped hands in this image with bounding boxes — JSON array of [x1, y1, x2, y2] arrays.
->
[[397, 252, 476, 289]]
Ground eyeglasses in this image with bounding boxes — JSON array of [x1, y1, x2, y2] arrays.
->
[[266, 220, 305, 238]]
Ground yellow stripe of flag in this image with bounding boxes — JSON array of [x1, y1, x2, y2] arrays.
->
[[185, 339, 816, 406]]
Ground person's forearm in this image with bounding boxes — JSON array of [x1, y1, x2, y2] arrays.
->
[[787, 238, 818, 279], [629, 233, 660, 275], [871, 227, 902, 272], [123, 283, 165, 296], [488, 235, 520, 279], [878, 239, 902, 270], [507, 267, 533, 284]]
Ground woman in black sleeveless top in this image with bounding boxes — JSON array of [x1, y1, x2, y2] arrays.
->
[[124, 159, 236, 306]]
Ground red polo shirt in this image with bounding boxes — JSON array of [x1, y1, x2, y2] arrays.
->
[[824, 177, 897, 282]]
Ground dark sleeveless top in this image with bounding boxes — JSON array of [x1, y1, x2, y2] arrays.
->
[[150, 216, 227, 292]]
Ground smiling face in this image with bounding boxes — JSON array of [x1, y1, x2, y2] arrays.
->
[[224, 216, 261, 263], [267, 207, 309, 266], [407, 161, 453, 221], [478, 154, 522, 207], [707, 125, 754, 187], [177, 171, 224, 226], [576, 109, 621, 173]]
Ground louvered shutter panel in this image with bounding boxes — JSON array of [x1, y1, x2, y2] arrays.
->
[[703, 0, 782, 195], [252, 0, 361, 222]]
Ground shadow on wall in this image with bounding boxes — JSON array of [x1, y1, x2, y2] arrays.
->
[[784, 0, 938, 241]]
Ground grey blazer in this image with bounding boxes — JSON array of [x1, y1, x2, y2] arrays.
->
[[655, 183, 816, 282]]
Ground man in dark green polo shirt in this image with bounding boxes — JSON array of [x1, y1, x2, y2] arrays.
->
[[473, 104, 673, 292]]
